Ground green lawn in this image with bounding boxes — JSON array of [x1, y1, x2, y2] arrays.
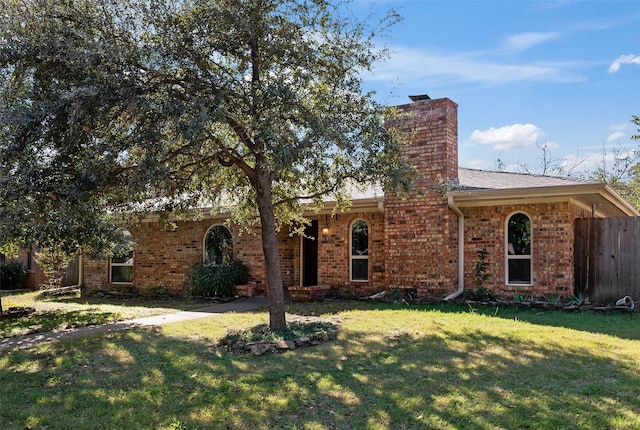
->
[[0, 291, 205, 338], [1, 299, 639, 429]]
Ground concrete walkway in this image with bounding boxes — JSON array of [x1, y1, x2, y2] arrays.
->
[[0, 296, 268, 353]]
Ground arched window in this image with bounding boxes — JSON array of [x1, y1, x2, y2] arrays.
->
[[111, 229, 134, 283], [350, 219, 369, 281], [506, 212, 532, 285], [204, 225, 233, 265]]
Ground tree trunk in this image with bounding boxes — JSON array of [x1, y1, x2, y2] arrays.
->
[[254, 177, 287, 331]]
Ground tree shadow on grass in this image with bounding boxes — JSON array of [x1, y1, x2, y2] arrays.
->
[[0, 309, 119, 338], [0, 323, 638, 430], [45, 294, 206, 311]]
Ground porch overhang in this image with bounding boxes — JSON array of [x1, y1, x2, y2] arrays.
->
[[448, 183, 638, 218], [304, 196, 385, 216]]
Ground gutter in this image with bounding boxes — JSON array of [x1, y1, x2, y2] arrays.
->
[[443, 195, 464, 302]]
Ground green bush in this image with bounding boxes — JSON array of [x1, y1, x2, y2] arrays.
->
[[463, 285, 496, 302], [0, 262, 28, 290], [190, 260, 249, 298]]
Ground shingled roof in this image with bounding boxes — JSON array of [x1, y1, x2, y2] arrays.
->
[[458, 168, 590, 190], [450, 168, 638, 217]]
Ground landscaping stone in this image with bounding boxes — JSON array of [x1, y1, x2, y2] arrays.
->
[[249, 342, 273, 356], [231, 341, 247, 350], [294, 337, 311, 347], [275, 340, 296, 351]]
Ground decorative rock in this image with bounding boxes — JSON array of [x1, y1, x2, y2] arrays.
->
[[310, 332, 323, 342], [249, 342, 273, 356], [275, 340, 296, 351], [231, 341, 247, 350], [294, 337, 311, 347], [220, 320, 340, 355]]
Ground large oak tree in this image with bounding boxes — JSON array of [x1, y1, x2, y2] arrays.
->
[[0, 0, 409, 329]]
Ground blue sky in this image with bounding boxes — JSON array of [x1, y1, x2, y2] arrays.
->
[[353, 0, 640, 176]]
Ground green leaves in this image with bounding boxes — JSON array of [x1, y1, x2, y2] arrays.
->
[[0, 1, 409, 303]]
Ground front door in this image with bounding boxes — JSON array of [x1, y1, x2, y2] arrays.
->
[[302, 220, 318, 286]]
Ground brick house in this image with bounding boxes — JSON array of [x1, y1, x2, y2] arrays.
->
[[78, 96, 638, 300]]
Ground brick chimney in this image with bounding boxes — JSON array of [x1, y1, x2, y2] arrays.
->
[[383, 95, 459, 298], [388, 95, 459, 182]]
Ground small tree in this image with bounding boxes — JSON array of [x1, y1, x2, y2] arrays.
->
[[34, 247, 76, 290]]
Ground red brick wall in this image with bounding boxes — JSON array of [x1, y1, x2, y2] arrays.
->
[[462, 201, 590, 298], [314, 212, 385, 297], [82, 219, 294, 295], [79, 95, 601, 301], [383, 97, 460, 297]]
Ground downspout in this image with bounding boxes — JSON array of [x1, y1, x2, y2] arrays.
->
[[443, 195, 464, 302]]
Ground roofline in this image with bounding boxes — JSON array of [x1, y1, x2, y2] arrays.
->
[[136, 196, 385, 223], [599, 184, 640, 216], [303, 196, 384, 216], [133, 182, 637, 223], [448, 183, 639, 216]]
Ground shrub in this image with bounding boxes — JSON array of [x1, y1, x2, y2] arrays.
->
[[474, 248, 489, 288], [463, 285, 496, 302], [190, 260, 249, 298], [34, 247, 76, 289], [0, 262, 28, 290]]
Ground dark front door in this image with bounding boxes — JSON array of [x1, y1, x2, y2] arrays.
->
[[302, 220, 318, 286]]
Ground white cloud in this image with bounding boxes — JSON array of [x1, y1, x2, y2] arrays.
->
[[607, 131, 625, 142], [608, 54, 640, 73], [503, 32, 560, 52], [559, 152, 601, 175], [366, 47, 586, 86], [468, 124, 544, 151], [560, 145, 637, 177], [605, 123, 630, 142]]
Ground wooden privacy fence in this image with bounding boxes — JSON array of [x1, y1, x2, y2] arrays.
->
[[61, 255, 81, 287], [574, 217, 640, 304]]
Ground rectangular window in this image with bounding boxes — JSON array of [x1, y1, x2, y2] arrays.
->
[[508, 259, 531, 284], [110, 250, 133, 283], [350, 219, 369, 281], [351, 259, 369, 281], [111, 230, 134, 284], [506, 212, 532, 285]]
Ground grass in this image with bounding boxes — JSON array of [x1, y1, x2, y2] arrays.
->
[[1, 299, 639, 429], [0, 291, 204, 338]]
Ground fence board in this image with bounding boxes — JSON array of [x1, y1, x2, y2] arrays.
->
[[62, 255, 80, 287], [574, 217, 640, 304]]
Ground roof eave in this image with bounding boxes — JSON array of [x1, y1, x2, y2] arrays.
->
[[449, 183, 639, 217], [302, 196, 385, 216]]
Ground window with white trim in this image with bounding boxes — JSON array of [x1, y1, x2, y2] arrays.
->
[[204, 225, 233, 265], [110, 229, 134, 284], [506, 212, 532, 285], [350, 219, 369, 281]]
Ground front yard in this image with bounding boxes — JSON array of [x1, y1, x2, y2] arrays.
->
[[1, 296, 639, 429], [0, 291, 204, 338]]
